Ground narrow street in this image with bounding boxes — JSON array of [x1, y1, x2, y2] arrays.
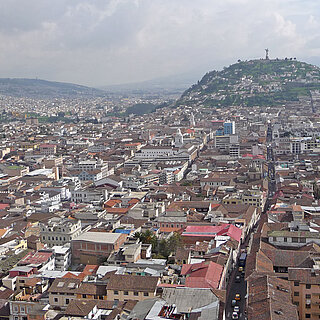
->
[[225, 122, 276, 319], [225, 259, 247, 320]]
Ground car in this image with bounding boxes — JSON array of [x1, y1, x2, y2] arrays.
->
[[231, 299, 237, 307], [241, 271, 245, 278], [234, 306, 240, 313], [238, 266, 243, 272], [232, 312, 239, 319], [235, 293, 241, 301], [235, 275, 241, 282]]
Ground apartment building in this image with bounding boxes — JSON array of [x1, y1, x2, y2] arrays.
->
[[39, 144, 57, 155], [106, 274, 160, 302], [289, 267, 320, 320], [52, 246, 71, 271], [48, 278, 81, 308]]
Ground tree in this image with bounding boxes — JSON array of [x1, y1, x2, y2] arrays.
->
[[134, 230, 157, 251], [134, 231, 183, 258], [158, 232, 182, 259]]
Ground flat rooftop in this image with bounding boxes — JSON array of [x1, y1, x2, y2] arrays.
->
[[73, 232, 122, 244]]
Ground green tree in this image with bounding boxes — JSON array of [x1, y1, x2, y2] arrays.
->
[[158, 232, 182, 259], [134, 230, 157, 251]]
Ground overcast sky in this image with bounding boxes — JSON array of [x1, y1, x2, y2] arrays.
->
[[1, 0, 320, 87]]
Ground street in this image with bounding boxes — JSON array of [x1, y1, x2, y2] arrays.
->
[[225, 259, 247, 320], [225, 122, 275, 319]]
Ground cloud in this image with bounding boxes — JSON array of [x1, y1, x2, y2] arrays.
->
[[0, 0, 319, 86]]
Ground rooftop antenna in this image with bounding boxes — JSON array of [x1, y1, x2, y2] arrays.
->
[[265, 48, 269, 60]]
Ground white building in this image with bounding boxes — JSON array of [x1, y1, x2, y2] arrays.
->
[[52, 246, 71, 271], [40, 218, 82, 247]]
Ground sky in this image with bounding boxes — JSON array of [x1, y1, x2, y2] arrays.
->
[[1, 0, 320, 87]]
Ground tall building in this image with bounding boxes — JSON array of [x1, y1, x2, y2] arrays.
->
[[224, 121, 235, 135]]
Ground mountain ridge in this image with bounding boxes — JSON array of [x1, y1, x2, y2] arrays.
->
[[0, 78, 106, 99]]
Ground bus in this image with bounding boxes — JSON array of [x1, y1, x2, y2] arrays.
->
[[239, 252, 247, 267]]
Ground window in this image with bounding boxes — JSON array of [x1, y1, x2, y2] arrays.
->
[[306, 284, 311, 289], [82, 294, 87, 298], [294, 281, 299, 286], [114, 290, 118, 295], [54, 298, 58, 302], [13, 306, 18, 313], [284, 237, 287, 242], [294, 292, 299, 296], [134, 292, 138, 296], [144, 292, 149, 297], [306, 314, 311, 318], [306, 294, 311, 299], [273, 237, 277, 242], [124, 291, 128, 296], [292, 237, 299, 243], [306, 304, 311, 309], [66, 299, 70, 304], [300, 238, 306, 243], [293, 301, 299, 306]]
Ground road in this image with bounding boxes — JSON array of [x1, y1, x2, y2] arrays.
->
[[225, 259, 247, 320], [225, 123, 277, 319]]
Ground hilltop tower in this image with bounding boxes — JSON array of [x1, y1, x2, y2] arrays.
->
[[265, 48, 269, 60]]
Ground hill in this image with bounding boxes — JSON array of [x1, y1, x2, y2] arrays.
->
[[176, 59, 320, 107], [0, 78, 106, 99]]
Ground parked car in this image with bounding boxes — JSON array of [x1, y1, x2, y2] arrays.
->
[[232, 312, 239, 319], [231, 299, 237, 306], [235, 275, 241, 282], [235, 293, 241, 301]]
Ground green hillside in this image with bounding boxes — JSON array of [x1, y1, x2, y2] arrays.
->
[[177, 59, 320, 107]]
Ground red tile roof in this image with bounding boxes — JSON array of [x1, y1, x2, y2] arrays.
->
[[181, 261, 223, 289], [182, 224, 242, 242], [19, 251, 53, 266], [0, 204, 9, 210]]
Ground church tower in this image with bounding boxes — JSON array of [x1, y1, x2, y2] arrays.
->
[[190, 112, 195, 127], [175, 128, 184, 147]]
